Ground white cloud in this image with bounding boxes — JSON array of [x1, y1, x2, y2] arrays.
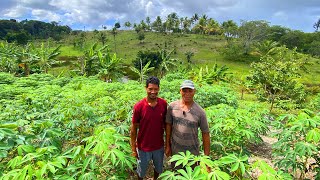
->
[[3, 5, 29, 18], [272, 11, 289, 21], [0, 0, 319, 32], [31, 9, 61, 22]]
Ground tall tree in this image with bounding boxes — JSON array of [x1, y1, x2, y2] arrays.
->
[[266, 25, 290, 42], [205, 18, 221, 35], [146, 17, 151, 31], [191, 13, 199, 26], [111, 22, 121, 53], [221, 20, 238, 41], [238, 20, 270, 54], [152, 16, 163, 32], [166, 12, 179, 33], [314, 18, 320, 32], [182, 17, 191, 33], [124, 21, 131, 30]]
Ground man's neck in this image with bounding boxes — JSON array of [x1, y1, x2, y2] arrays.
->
[[182, 100, 194, 107], [147, 97, 157, 104]]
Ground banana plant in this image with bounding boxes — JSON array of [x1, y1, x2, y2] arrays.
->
[[130, 60, 154, 83], [36, 42, 61, 73]]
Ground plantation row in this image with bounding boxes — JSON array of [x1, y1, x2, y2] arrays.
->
[[0, 72, 319, 179]]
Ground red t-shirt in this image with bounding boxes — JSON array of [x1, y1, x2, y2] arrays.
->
[[132, 97, 167, 152]]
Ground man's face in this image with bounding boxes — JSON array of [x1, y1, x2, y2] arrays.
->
[[146, 83, 160, 100], [180, 88, 195, 103]]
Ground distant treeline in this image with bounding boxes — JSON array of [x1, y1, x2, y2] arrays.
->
[[0, 19, 72, 44], [123, 13, 320, 56]]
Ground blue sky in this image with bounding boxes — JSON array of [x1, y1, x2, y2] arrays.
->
[[0, 0, 319, 32]]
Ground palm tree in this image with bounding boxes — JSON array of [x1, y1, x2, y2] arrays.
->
[[222, 20, 238, 41], [152, 16, 163, 32], [166, 12, 179, 33], [205, 18, 221, 35], [192, 15, 208, 34], [146, 17, 151, 31], [111, 27, 117, 53], [182, 17, 191, 33], [191, 13, 199, 25], [313, 18, 320, 32]]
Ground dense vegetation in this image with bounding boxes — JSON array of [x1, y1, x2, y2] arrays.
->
[[0, 19, 71, 43], [0, 16, 320, 179]]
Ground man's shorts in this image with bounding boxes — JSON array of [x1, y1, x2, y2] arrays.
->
[[136, 147, 164, 178]]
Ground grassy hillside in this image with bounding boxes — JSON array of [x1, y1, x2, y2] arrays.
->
[[56, 30, 320, 84]]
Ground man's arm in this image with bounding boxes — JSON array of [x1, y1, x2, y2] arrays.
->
[[165, 123, 172, 157], [130, 123, 139, 158], [202, 132, 210, 156]]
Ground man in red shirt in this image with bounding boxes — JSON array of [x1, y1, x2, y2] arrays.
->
[[130, 76, 167, 180]]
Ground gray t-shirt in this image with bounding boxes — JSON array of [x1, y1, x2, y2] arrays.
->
[[166, 100, 209, 155]]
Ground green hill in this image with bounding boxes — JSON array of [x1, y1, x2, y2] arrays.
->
[[56, 30, 320, 85]]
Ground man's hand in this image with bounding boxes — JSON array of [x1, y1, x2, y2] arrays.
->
[[132, 150, 139, 159], [165, 145, 171, 157]]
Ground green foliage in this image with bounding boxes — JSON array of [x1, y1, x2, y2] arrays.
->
[[189, 64, 232, 84], [251, 159, 292, 180], [221, 41, 244, 60], [160, 151, 286, 180], [218, 153, 248, 178], [0, 73, 15, 84], [272, 111, 320, 179], [0, 41, 21, 74], [1, 72, 317, 178], [0, 19, 71, 41], [206, 103, 269, 154], [130, 60, 155, 82], [160, 80, 238, 108], [160, 151, 230, 180], [195, 83, 238, 108], [249, 46, 308, 111], [81, 43, 124, 80], [238, 20, 270, 54], [36, 42, 61, 73], [133, 50, 162, 70], [137, 30, 145, 43], [5, 31, 30, 45], [310, 92, 320, 110], [0, 74, 141, 179]]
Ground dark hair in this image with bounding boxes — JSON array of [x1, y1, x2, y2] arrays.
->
[[146, 76, 160, 88]]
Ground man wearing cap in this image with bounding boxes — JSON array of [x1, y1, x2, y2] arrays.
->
[[165, 80, 210, 159]]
